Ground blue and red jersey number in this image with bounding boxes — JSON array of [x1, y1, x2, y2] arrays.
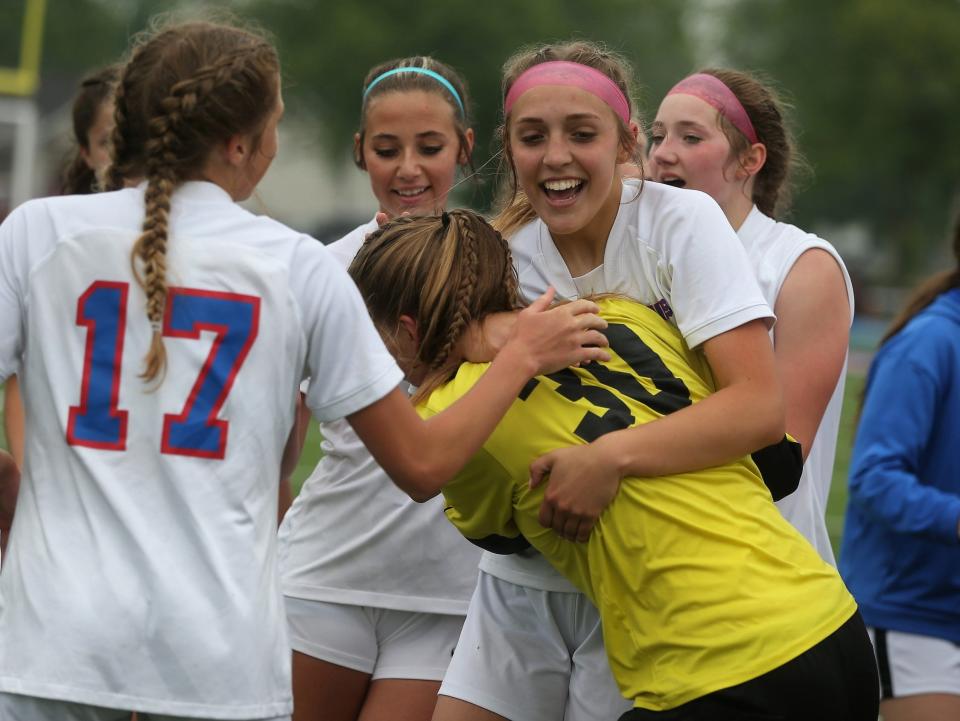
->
[[161, 288, 260, 459], [67, 282, 130, 450], [67, 282, 260, 459]]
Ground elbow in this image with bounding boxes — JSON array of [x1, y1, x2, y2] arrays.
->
[[389, 458, 443, 503]]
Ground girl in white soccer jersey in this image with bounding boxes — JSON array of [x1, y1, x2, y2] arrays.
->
[[0, 20, 608, 721], [432, 41, 794, 721], [277, 57, 481, 721], [648, 68, 854, 564], [349, 209, 879, 720]]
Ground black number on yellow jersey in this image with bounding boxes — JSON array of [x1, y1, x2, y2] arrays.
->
[[524, 323, 693, 443]]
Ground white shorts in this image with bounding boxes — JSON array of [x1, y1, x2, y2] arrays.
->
[[869, 626, 960, 698], [0, 693, 289, 721], [284, 595, 464, 682], [439, 571, 630, 721]]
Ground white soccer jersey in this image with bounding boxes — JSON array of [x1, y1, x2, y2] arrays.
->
[[481, 179, 774, 592], [738, 206, 854, 565], [279, 219, 481, 615], [0, 182, 402, 718]]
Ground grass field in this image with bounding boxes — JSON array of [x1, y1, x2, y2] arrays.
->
[[1, 372, 866, 558]]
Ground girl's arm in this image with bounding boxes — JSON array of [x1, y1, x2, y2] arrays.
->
[[0, 448, 18, 557], [277, 393, 310, 525], [773, 249, 851, 460], [848, 339, 960, 544], [348, 291, 610, 501], [3, 376, 25, 467], [530, 319, 784, 541]]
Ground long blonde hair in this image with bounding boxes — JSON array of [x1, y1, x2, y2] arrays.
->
[[348, 210, 522, 402]]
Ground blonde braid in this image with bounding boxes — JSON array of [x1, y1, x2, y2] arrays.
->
[[429, 211, 480, 371], [131, 89, 184, 382]]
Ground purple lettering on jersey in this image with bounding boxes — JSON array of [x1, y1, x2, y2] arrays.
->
[[649, 298, 674, 321]]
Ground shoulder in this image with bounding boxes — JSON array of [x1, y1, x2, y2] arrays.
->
[[880, 299, 960, 378], [422, 363, 490, 415], [628, 182, 733, 246], [326, 218, 379, 269]]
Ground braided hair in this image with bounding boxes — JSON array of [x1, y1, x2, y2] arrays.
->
[[348, 210, 522, 402], [106, 19, 280, 383]]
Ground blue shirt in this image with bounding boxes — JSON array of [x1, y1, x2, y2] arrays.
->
[[840, 287, 960, 642]]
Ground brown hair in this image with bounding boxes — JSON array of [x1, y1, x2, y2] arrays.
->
[[60, 65, 120, 195], [348, 210, 522, 402], [355, 56, 474, 178], [697, 68, 808, 218], [880, 207, 960, 346], [493, 40, 643, 237], [105, 18, 280, 383]]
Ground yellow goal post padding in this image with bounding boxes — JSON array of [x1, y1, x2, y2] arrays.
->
[[0, 0, 47, 97]]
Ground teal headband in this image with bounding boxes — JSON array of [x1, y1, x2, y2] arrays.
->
[[362, 67, 465, 115]]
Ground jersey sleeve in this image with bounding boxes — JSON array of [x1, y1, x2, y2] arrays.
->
[[290, 238, 403, 422], [418, 398, 528, 553], [0, 206, 28, 382], [848, 334, 960, 544], [660, 191, 774, 348]]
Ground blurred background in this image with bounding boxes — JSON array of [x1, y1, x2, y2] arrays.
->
[[2, 0, 959, 552]]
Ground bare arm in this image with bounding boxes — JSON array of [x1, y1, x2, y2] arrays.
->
[[530, 319, 785, 540], [277, 393, 310, 525], [0, 448, 19, 557], [773, 249, 851, 460], [4, 376, 25, 467], [348, 292, 610, 501]]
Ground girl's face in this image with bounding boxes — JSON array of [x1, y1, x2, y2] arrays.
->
[[358, 90, 473, 219], [648, 93, 744, 211], [80, 99, 115, 175], [235, 84, 284, 201], [507, 85, 628, 245]]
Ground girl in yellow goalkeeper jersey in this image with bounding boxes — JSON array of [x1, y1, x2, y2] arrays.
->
[[347, 210, 879, 721]]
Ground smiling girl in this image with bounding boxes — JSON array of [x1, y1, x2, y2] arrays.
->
[[434, 41, 798, 721], [648, 69, 854, 563], [277, 57, 483, 721]]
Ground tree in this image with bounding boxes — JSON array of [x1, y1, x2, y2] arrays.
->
[[250, 0, 696, 208], [721, 0, 960, 280]]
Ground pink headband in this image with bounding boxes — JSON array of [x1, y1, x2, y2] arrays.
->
[[504, 61, 631, 125], [666, 73, 758, 144]]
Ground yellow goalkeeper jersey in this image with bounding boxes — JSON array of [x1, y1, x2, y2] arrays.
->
[[419, 297, 856, 711]]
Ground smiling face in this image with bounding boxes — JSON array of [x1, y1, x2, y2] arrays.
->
[[506, 85, 629, 247], [648, 93, 749, 216], [358, 90, 472, 219]]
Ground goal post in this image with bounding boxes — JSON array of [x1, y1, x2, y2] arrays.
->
[[0, 0, 46, 211], [0, 0, 47, 97]]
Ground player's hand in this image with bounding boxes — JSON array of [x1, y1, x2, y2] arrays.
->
[[505, 288, 610, 375], [529, 443, 621, 542], [374, 210, 411, 229]]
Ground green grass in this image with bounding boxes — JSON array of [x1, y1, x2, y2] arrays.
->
[[2, 374, 867, 557], [826, 372, 864, 558]]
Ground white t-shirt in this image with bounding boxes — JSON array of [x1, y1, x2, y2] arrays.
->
[[481, 179, 775, 592], [738, 206, 854, 565], [279, 219, 482, 614], [0, 183, 403, 718]]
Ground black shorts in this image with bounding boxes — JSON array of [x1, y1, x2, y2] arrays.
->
[[619, 611, 880, 721]]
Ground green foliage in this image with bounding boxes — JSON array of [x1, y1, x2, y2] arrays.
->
[[722, 0, 960, 280], [251, 0, 696, 208]]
